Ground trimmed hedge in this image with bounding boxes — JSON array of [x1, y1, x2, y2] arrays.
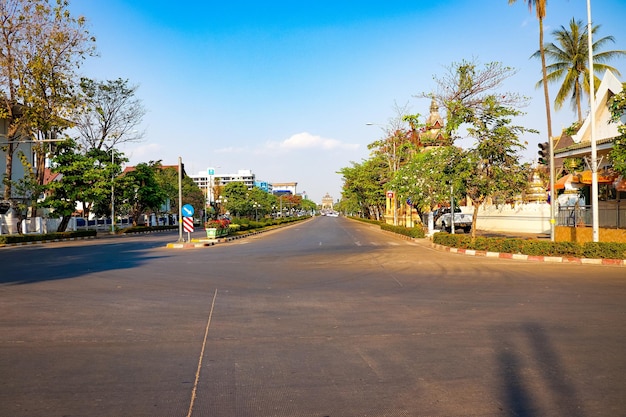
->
[[118, 226, 178, 234], [229, 215, 308, 232], [380, 223, 426, 239], [348, 216, 426, 238], [433, 232, 626, 260], [121, 225, 178, 234], [0, 230, 97, 245]]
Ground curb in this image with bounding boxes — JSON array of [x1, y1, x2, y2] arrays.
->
[[431, 242, 626, 267], [165, 222, 300, 249], [166, 241, 216, 249]]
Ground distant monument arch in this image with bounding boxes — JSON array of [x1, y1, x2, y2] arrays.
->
[[321, 193, 334, 211]]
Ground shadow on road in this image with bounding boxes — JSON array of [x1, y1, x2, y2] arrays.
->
[[0, 239, 172, 286], [496, 322, 585, 417]]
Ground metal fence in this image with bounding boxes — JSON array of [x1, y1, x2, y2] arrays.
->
[[557, 202, 626, 229]]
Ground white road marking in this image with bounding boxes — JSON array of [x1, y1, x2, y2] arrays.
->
[[186, 288, 218, 417]]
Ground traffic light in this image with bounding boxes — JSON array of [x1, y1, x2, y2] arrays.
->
[[537, 142, 549, 165]]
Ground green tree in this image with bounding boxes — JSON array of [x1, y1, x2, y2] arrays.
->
[[608, 85, 626, 176], [247, 187, 275, 219], [118, 161, 167, 226], [89, 148, 126, 219], [462, 96, 535, 237], [11, 150, 43, 232], [0, 0, 95, 199], [533, 18, 626, 122], [300, 198, 317, 214], [43, 139, 109, 232], [429, 59, 525, 139], [338, 155, 387, 220], [390, 146, 466, 214], [155, 167, 204, 216], [221, 182, 249, 218]]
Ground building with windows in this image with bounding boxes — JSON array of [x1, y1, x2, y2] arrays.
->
[[190, 169, 257, 206], [218, 169, 256, 189], [255, 180, 273, 194]]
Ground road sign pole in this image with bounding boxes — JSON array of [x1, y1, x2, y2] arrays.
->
[[178, 157, 183, 242]]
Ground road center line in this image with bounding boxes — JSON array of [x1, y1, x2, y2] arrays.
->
[[186, 288, 218, 417]]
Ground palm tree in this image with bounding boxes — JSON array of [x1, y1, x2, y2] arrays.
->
[[533, 18, 626, 122], [508, 0, 555, 242], [508, 0, 553, 141]]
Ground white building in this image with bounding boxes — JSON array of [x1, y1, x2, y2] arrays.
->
[[189, 168, 257, 206]]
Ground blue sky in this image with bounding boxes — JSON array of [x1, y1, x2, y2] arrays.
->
[[69, 1, 626, 204]]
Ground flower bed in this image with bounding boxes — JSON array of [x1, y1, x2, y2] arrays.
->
[[205, 219, 231, 239]]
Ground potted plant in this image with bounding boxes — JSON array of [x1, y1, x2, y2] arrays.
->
[[205, 218, 231, 239]]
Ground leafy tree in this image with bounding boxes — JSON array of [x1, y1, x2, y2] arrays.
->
[[0, 0, 96, 199], [11, 150, 43, 232], [275, 193, 302, 217], [533, 18, 626, 122], [247, 187, 275, 219], [390, 146, 466, 214], [428, 59, 525, 139], [300, 198, 317, 213], [88, 148, 127, 219], [221, 181, 249, 218], [43, 139, 108, 232], [338, 155, 388, 220], [154, 166, 205, 216], [608, 85, 626, 176], [462, 96, 536, 237], [408, 59, 535, 236], [118, 161, 167, 226]]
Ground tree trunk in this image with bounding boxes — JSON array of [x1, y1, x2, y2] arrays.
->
[[471, 202, 480, 240], [57, 214, 70, 232], [539, 18, 553, 139], [539, 17, 556, 242], [3, 142, 15, 200], [575, 80, 583, 123]]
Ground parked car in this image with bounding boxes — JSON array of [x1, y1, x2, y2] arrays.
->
[[433, 207, 472, 233]]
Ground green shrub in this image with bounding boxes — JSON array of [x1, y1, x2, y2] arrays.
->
[[121, 225, 177, 234], [380, 223, 425, 238], [583, 242, 626, 260], [0, 230, 97, 244], [432, 232, 626, 259]]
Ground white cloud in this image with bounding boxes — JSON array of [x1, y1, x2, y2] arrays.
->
[[266, 132, 360, 152]]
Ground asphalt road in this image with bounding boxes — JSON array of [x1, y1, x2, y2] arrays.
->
[[1, 216, 625, 417]]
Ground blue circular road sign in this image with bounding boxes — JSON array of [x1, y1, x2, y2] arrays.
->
[[182, 204, 195, 217]]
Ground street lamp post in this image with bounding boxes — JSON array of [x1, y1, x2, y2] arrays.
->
[[216, 196, 228, 216], [252, 201, 260, 221]]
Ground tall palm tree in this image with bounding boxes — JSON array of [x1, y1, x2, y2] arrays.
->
[[508, 0, 555, 242], [533, 18, 626, 122], [508, 0, 553, 141]]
